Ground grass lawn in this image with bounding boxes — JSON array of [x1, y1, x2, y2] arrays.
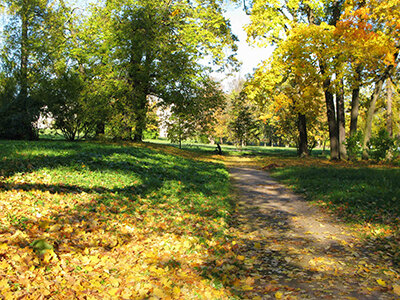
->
[[0, 140, 244, 299], [147, 139, 400, 234], [3, 138, 400, 298]]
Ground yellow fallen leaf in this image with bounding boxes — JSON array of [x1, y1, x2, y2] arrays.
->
[[254, 242, 261, 249], [393, 284, 400, 295], [377, 279, 387, 287], [172, 286, 180, 296], [153, 287, 165, 298], [237, 255, 245, 261], [0, 279, 9, 289], [275, 291, 283, 299], [109, 287, 119, 296]]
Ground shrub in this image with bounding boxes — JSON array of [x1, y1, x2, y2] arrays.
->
[[367, 129, 395, 161], [345, 131, 363, 160]]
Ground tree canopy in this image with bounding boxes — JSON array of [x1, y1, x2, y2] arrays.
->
[[0, 0, 238, 141]]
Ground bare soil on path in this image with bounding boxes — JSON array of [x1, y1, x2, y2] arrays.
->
[[228, 165, 398, 299]]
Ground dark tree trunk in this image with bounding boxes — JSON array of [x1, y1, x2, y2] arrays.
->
[[95, 122, 105, 136], [133, 109, 147, 141], [324, 78, 339, 160], [17, 3, 37, 140], [336, 80, 347, 159], [350, 67, 362, 136], [297, 113, 309, 157], [387, 77, 393, 137]]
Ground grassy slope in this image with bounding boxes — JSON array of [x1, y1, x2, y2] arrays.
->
[[0, 140, 243, 299]]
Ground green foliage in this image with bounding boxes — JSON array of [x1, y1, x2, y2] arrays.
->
[[83, 0, 237, 141], [345, 131, 363, 160], [167, 77, 225, 146], [367, 129, 396, 161], [43, 71, 90, 141], [0, 75, 40, 140], [228, 92, 260, 146]]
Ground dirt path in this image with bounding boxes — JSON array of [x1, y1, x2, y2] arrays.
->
[[229, 166, 398, 299]]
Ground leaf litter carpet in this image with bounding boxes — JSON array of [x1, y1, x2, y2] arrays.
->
[[229, 166, 398, 299]]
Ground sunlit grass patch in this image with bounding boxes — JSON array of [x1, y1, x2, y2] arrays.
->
[[0, 140, 241, 299]]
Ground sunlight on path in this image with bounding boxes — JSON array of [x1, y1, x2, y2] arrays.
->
[[229, 166, 397, 299]]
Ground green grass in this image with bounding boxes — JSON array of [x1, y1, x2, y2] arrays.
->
[[270, 166, 400, 228], [144, 138, 328, 157]]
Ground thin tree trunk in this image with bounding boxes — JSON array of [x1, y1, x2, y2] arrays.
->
[[336, 80, 347, 159], [19, 2, 37, 140], [362, 77, 385, 159], [350, 66, 362, 136], [297, 113, 309, 157], [387, 77, 393, 137], [21, 9, 28, 100]]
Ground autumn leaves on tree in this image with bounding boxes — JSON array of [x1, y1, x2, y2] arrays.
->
[[245, 0, 399, 159]]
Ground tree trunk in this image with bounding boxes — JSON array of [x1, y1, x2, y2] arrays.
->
[[297, 113, 309, 157], [362, 77, 385, 159], [133, 92, 148, 142], [350, 67, 362, 136], [387, 77, 393, 137], [21, 8, 28, 100], [336, 80, 347, 159], [324, 78, 339, 160], [18, 2, 37, 140]]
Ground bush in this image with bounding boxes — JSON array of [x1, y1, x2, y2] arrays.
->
[[367, 129, 395, 161], [345, 131, 363, 160]]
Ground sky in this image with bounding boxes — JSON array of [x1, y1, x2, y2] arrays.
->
[[217, 2, 274, 90]]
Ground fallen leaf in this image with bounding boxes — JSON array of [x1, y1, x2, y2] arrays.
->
[[393, 284, 400, 295], [376, 279, 387, 287]]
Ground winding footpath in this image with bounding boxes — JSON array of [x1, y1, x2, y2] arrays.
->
[[229, 165, 397, 299]]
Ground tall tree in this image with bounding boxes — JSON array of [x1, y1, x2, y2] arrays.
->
[[244, 0, 349, 159], [0, 0, 54, 139], [87, 0, 238, 141]]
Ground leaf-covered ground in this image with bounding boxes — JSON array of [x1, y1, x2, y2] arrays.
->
[[0, 140, 249, 299], [2, 140, 400, 299]]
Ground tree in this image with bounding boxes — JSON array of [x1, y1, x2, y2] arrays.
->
[[0, 0, 56, 139], [86, 0, 238, 142], [166, 77, 225, 148], [244, 0, 344, 158], [245, 50, 325, 156]]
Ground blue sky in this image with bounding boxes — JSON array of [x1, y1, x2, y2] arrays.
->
[[216, 2, 273, 90], [223, 3, 272, 76]]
